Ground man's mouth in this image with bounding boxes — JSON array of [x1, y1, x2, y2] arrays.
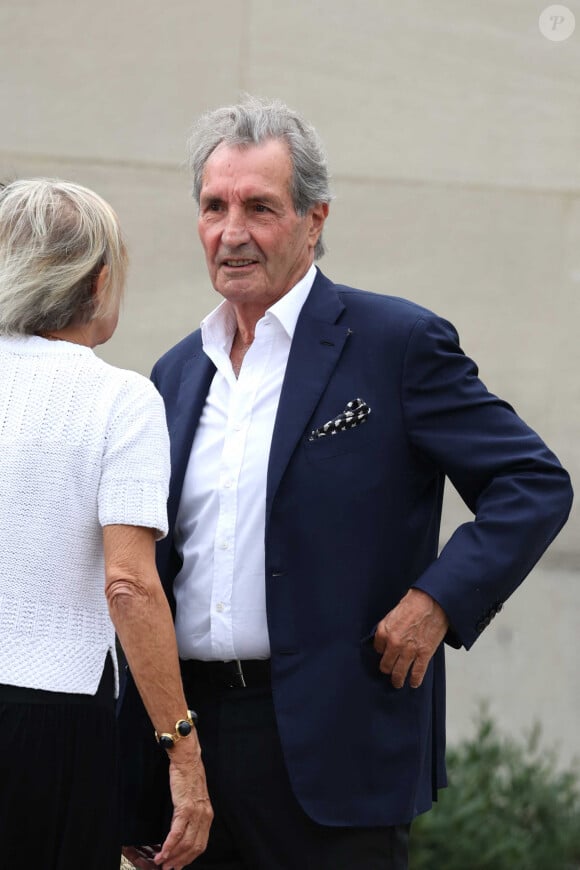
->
[[222, 258, 257, 267]]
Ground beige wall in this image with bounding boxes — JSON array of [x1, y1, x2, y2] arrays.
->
[[1, 0, 578, 760]]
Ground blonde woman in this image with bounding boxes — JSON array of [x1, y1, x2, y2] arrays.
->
[[0, 179, 212, 870]]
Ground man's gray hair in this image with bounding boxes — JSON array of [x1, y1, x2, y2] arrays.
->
[[0, 178, 127, 335], [187, 96, 333, 259]]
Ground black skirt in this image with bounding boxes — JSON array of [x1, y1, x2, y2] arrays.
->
[[0, 657, 120, 870]]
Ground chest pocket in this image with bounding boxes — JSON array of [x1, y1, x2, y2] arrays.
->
[[303, 418, 380, 462]]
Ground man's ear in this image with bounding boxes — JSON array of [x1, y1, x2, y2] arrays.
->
[[308, 201, 329, 246]]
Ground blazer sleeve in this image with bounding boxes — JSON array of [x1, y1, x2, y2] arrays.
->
[[402, 314, 573, 650]]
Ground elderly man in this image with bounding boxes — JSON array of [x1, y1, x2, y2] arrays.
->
[[120, 97, 572, 870]]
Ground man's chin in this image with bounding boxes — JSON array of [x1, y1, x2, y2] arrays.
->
[[215, 275, 264, 302]]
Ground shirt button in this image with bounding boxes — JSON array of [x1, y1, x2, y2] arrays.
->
[[216, 602, 225, 613], [219, 541, 229, 550], [223, 479, 233, 489], [234, 423, 243, 431]]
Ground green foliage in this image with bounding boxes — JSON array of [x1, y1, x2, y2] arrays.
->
[[410, 707, 580, 870]]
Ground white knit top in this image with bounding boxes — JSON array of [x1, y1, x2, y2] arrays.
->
[[0, 335, 170, 697]]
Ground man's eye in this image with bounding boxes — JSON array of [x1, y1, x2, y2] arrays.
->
[[205, 201, 222, 212], [254, 203, 269, 213]]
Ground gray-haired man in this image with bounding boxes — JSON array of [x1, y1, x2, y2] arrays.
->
[[119, 97, 572, 870]]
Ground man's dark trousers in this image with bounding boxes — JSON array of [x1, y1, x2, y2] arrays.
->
[[182, 669, 410, 870]]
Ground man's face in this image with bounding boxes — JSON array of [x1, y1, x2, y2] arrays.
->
[[198, 139, 328, 312]]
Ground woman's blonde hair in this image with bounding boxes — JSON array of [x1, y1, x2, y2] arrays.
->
[[0, 178, 127, 335]]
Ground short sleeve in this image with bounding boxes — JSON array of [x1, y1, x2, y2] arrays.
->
[[98, 375, 170, 539]]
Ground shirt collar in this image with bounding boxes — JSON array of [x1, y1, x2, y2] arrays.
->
[[201, 263, 317, 353], [266, 263, 317, 340]]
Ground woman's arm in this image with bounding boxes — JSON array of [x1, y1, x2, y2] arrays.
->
[[104, 524, 213, 870]]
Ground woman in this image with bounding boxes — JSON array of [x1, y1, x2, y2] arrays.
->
[[0, 178, 212, 870]]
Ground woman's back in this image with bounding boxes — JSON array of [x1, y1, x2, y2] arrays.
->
[[0, 333, 169, 695]]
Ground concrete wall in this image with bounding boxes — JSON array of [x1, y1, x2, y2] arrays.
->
[[1, 0, 578, 761]]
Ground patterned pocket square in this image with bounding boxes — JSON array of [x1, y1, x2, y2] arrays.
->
[[309, 398, 372, 440]]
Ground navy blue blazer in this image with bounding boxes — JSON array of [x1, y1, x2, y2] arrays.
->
[[119, 269, 572, 837]]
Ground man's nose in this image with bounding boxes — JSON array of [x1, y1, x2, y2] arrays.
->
[[221, 208, 250, 245]]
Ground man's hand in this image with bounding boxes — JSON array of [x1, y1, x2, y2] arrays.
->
[[373, 589, 448, 689]]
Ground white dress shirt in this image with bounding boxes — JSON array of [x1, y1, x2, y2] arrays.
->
[[173, 264, 317, 661]]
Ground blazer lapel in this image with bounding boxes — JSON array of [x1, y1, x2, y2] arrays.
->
[[166, 344, 216, 529], [267, 271, 349, 511]]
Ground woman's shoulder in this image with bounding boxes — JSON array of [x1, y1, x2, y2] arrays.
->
[[90, 356, 164, 418], [93, 355, 157, 392]]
